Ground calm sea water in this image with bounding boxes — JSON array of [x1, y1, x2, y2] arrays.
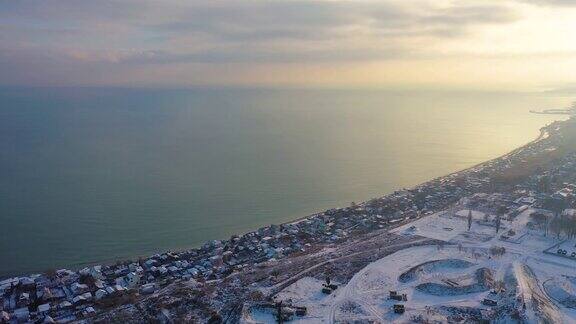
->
[[0, 87, 569, 276]]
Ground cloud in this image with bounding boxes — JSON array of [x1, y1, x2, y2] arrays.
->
[[0, 0, 524, 86], [518, 0, 576, 6], [423, 5, 518, 26], [147, 1, 519, 43], [111, 47, 409, 65]]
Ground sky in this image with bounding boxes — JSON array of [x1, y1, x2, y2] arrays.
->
[[1, 0, 576, 91]]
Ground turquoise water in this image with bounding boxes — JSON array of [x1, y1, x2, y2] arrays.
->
[[0, 88, 568, 276]]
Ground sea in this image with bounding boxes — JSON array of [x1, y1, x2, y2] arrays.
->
[[0, 87, 569, 277]]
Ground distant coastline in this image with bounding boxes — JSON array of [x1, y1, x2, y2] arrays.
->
[[530, 101, 576, 116]]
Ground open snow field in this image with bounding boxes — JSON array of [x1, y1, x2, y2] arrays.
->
[[391, 209, 500, 243], [245, 207, 576, 323]]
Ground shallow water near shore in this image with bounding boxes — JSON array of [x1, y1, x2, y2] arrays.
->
[[0, 87, 569, 277]]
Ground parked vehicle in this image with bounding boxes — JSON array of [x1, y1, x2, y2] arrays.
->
[[393, 304, 405, 314], [482, 298, 497, 306]]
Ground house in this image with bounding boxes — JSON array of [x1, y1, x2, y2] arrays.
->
[[20, 277, 35, 287], [158, 266, 168, 275], [140, 283, 155, 295], [516, 196, 536, 205], [13, 307, 30, 322], [79, 266, 103, 280], [144, 259, 157, 269], [95, 289, 107, 300], [38, 303, 51, 314], [0, 311, 10, 323], [72, 295, 86, 304], [126, 272, 140, 288], [105, 286, 116, 295], [113, 284, 126, 293], [18, 292, 30, 307], [115, 277, 126, 287], [39, 287, 54, 302], [188, 268, 200, 277], [94, 280, 105, 290], [83, 306, 96, 317], [50, 287, 66, 299], [0, 284, 11, 295], [71, 282, 89, 295], [56, 269, 75, 277], [81, 292, 92, 301]]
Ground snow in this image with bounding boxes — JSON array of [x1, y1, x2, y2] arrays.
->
[[249, 308, 278, 323], [391, 209, 497, 243], [246, 207, 576, 323]]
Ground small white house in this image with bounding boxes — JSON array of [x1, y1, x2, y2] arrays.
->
[[113, 284, 126, 293], [140, 283, 155, 295], [95, 289, 107, 300], [1, 311, 10, 323], [71, 282, 89, 295], [83, 306, 96, 317], [72, 295, 85, 304], [81, 292, 92, 301], [38, 303, 51, 314], [19, 292, 30, 306], [126, 272, 140, 288], [105, 286, 116, 295]]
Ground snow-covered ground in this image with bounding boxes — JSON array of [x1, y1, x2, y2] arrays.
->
[[245, 207, 576, 323], [391, 209, 499, 243]]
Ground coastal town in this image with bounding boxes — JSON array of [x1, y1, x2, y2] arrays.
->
[[2, 116, 576, 323], [4, 0, 576, 321]]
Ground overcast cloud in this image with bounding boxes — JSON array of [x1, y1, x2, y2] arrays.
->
[[0, 0, 574, 88]]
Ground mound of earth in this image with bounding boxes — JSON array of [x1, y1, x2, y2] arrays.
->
[[399, 259, 475, 283], [415, 268, 493, 296], [543, 277, 576, 309]]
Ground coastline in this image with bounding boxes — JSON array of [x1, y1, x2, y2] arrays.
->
[[2, 118, 562, 280], [283, 122, 552, 227], [2, 116, 575, 323]]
